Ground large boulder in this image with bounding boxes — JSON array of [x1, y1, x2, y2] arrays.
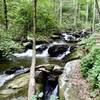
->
[[59, 60, 81, 100], [48, 45, 69, 57], [59, 60, 91, 100]]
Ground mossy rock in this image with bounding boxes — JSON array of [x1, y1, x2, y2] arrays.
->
[[63, 48, 84, 62], [36, 64, 61, 72]]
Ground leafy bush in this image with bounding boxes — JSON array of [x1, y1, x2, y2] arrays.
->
[[88, 65, 100, 89], [0, 29, 21, 59], [81, 46, 100, 89], [80, 34, 96, 52]]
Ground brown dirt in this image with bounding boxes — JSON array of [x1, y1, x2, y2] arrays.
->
[[69, 62, 92, 100]]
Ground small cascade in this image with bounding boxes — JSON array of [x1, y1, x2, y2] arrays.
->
[[51, 85, 58, 99], [54, 46, 71, 60], [13, 42, 71, 60], [36, 48, 49, 57], [0, 74, 15, 87], [44, 75, 58, 100], [0, 67, 29, 87], [62, 33, 75, 41], [13, 49, 33, 57], [52, 41, 66, 45], [36, 44, 43, 49]]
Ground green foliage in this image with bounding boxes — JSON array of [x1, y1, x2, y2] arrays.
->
[[0, 29, 21, 59], [80, 34, 96, 51], [81, 46, 100, 90], [37, 0, 58, 33], [88, 65, 100, 89]]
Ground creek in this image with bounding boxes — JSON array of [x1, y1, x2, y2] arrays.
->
[[0, 33, 79, 100]]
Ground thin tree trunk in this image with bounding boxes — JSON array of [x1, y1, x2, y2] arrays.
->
[[28, 0, 37, 100], [78, 4, 80, 21], [95, 0, 100, 21], [74, 0, 78, 25], [59, 0, 62, 26], [93, 0, 96, 30], [3, 0, 8, 30], [86, 1, 89, 24]]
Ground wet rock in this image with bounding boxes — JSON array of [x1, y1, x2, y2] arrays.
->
[[36, 64, 62, 72], [35, 71, 46, 83], [36, 40, 49, 45], [0, 89, 14, 95], [0, 67, 29, 88], [78, 29, 92, 38], [36, 44, 48, 54], [5, 66, 29, 75], [48, 45, 69, 57], [53, 65, 63, 75], [51, 34, 61, 40], [7, 73, 29, 89], [0, 73, 29, 99], [35, 64, 62, 83], [62, 33, 75, 41], [23, 41, 33, 50], [11, 97, 27, 100], [63, 48, 84, 61], [47, 74, 58, 82], [72, 34, 80, 39]]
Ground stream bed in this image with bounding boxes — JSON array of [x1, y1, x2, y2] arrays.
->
[[0, 33, 80, 100]]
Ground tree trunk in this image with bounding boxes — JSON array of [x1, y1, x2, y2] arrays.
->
[[74, 0, 78, 25], [86, 1, 89, 24], [28, 0, 37, 100], [3, 0, 8, 30], [95, 0, 100, 21], [93, 0, 96, 30], [59, 0, 62, 27]]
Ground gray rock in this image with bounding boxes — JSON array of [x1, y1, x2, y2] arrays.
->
[[59, 60, 81, 100]]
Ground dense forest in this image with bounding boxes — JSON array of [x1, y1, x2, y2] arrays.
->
[[0, 0, 100, 100]]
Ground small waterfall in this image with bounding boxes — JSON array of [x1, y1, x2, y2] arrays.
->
[[0, 74, 15, 87], [13, 43, 71, 60], [0, 67, 29, 87], [44, 75, 58, 100], [13, 44, 49, 58], [13, 49, 33, 57], [62, 33, 75, 41], [52, 41, 66, 45], [51, 85, 58, 99], [36, 44, 43, 49], [36, 48, 49, 57], [54, 46, 71, 60]]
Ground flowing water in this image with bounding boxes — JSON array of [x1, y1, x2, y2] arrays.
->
[[0, 47, 66, 100], [0, 34, 77, 99]]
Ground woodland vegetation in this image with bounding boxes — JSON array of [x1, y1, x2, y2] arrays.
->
[[0, 0, 100, 100]]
